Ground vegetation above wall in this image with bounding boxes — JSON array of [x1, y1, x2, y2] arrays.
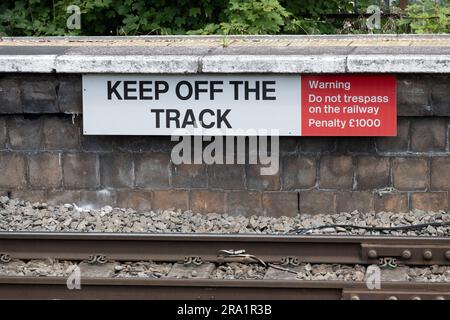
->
[[0, 0, 448, 36]]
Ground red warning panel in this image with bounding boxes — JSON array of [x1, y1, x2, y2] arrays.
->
[[301, 75, 396, 136]]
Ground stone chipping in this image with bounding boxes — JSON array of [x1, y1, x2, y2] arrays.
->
[[0, 196, 449, 236], [210, 263, 267, 280], [1, 259, 449, 283]]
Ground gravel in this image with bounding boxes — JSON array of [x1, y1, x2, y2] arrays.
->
[[0, 258, 74, 277], [210, 263, 267, 280], [114, 261, 172, 278], [1, 259, 449, 283], [407, 265, 450, 282], [0, 196, 449, 236], [293, 263, 366, 281]]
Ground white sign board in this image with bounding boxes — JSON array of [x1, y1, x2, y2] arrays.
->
[[83, 74, 397, 136], [82, 74, 300, 136]]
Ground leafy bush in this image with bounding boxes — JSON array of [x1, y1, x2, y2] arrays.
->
[[399, 0, 450, 33], [0, 0, 228, 36], [190, 0, 295, 35], [0, 0, 448, 36]]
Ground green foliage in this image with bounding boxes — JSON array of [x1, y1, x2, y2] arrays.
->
[[0, 0, 448, 36], [191, 0, 294, 35], [0, 0, 228, 36], [399, 0, 450, 33], [220, 0, 290, 34]]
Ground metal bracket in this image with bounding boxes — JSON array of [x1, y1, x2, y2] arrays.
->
[[184, 256, 203, 266], [87, 254, 108, 264], [361, 243, 450, 265], [0, 253, 11, 263], [378, 257, 397, 269], [281, 256, 300, 266], [343, 289, 448, 300]]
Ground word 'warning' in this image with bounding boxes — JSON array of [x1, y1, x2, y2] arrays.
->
[[301, 75, 396, 136]]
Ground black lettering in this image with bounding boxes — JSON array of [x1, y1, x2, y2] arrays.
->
[[217, 109, 232, 128], [262, 81, 276, 100], [166, 109, 180, 128], [182, 109, 196, 128], [107, 81, 122, 100], [155, 81, 169, 100], [150, 109, 164, 128], [229, 81, 243, 100], [194, 81, 208, 100], [139, 81, 153, 100], [199, 109, 215, 128], [123, 81, 137, 100], [176, 81, 192, 100], [210, 81, 223, 100], [245, 81, 260, 100]]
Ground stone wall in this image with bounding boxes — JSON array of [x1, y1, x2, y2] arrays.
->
[[0, 74, 449, 216]]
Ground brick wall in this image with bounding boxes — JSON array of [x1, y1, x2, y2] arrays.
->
[[0, 74, 449, 216]]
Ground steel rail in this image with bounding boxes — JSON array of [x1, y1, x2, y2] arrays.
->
[[1, 232, 449, 265], [0, 277, 449, 300]]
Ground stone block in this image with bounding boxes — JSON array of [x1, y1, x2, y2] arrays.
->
[[356, 156, 390, 190], [63, 153, 99, 189], [262, 192, 298, 217], [117, 190, 152, 211], [319, 155, 353, 190], [135, 153, 170, 188], [43, 116, 80, 150], [8, 116, 43, 150], [411, 192, 448, 212], [0, 153, 26, 188], [392, 157, 428, 190], [152, 190, 189, 211], [100, 153, 134, 188], [226, 191, 262, 216], [411, 118, 446, 152], [190, 190, 225, 213], [281, 155, 316, 190], [299, 191, 335, 215], [374, 193, 409, 212], [28, 153, 63, 188]]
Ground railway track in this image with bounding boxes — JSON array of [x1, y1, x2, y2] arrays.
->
[[1, 232, 450, 300], [1, 232, 449, 265], [1, 277, 449, 300]]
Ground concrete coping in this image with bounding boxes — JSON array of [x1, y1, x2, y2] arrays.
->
[[0, 35, 450, 73]]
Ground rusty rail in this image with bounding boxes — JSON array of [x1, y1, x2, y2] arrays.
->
[[1, 232, 449, 266], [1, 232, 450, 300], [0, 277, 448, 300]]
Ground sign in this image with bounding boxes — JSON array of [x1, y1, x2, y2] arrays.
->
[[301, 75, 396, 136], [82, 74, 396, 136]]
